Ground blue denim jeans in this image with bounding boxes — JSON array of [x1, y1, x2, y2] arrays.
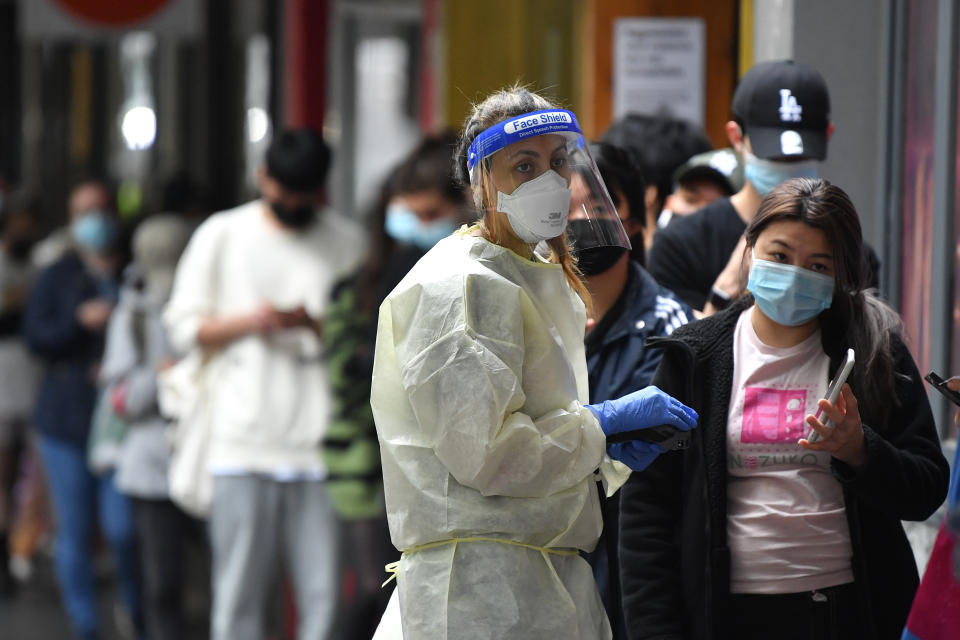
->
[[38, 435, 142, 638]]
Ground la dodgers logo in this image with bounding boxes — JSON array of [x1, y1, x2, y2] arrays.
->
[[779, 89, 803, 122]]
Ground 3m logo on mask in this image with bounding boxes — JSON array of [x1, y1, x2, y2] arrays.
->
[[778, 89, 803, 123], [504, 111, 571, 135]]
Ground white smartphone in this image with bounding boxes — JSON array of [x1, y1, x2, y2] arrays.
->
[[807, 348, 855, 443]]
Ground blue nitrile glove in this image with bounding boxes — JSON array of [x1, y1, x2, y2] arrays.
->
[[586, 386, 698, 437], [607, 441, 666, 472]]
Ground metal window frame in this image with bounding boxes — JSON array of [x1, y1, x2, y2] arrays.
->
[[929, 0, 959, 435], [327, 0, 422, 219], [877, 0, 906, 309], [879, 0, 958, 436]]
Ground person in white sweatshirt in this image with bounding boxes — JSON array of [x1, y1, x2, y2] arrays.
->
[[164, 129, 366, 640]]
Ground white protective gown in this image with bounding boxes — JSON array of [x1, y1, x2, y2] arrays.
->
[[371, 230, 614, 640]]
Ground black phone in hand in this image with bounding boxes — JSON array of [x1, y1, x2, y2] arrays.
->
[[925, 371, 960, 407], [606, 425, 691, 451]]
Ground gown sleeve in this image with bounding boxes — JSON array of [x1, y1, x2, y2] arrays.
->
[[377, 272, 606, 499]]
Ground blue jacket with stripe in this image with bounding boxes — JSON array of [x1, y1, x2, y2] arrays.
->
[[585, 260, 692, 403]]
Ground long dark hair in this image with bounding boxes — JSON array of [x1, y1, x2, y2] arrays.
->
[[744, 178, 904, 413]]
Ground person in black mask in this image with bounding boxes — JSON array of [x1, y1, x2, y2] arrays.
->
[[0, 209, 39, 597], [567, 142, 693, 640], [258, 129, 330, 230], [164, 128, 366, 640]]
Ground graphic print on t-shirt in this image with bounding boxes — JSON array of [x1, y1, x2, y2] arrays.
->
[[726, 309, 855, 594], [741, 387, 808, 443]]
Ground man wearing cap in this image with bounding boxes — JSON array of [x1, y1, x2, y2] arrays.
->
[[646, 60, 833, 312], [657, 148, 744, 227]]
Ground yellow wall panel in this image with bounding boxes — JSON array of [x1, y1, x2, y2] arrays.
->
[[443, 0, 581, 130]]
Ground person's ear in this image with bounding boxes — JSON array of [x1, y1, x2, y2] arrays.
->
[[622, 216, 645, 238], [256, 166, 270, 195], [644, 185, 659, 216], [726, 121, 745, 152], [826, 121, 835, 141]]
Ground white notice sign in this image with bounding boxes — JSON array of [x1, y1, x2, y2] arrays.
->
[[613, 18, 705, 126]]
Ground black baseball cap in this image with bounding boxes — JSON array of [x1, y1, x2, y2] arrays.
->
[[731, 60, 830, 161]]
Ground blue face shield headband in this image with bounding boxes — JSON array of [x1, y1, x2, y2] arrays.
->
[[466, 109, 585, 176]]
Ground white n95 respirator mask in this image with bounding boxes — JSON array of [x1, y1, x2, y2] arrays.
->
[[496, 170, 572, 243]]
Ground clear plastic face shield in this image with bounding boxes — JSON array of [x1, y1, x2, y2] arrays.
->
[[467, 109, 631, 251]]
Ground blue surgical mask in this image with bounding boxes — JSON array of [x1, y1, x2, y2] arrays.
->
[[384, 205, 457, 251], [747, 252, 834, 326], [72, 210, 118, 253], [743, 150, 818, 196]]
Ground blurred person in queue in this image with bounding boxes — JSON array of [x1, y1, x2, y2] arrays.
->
[[101, 214, 204, 640], [32, 180, 113, 269], [568, 141, 692, 639], [369, 86, 697, 640], [618, 178, 948, 640], [382, 131, 468, 259], [2, 209, 51, 586], [164, 128, 365, 640], [323, 130, 469, 638], [0, 208, 41, 596], [658, 147, 744, 227], [599, 114, 712, 257], [23, 180, 143, 640]]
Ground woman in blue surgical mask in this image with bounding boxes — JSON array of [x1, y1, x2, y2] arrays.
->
[[382, 133, 470, 253], [619, 177, 949, 640]]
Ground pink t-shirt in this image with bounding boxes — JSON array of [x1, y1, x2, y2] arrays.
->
[[726, 307, 854, 594]]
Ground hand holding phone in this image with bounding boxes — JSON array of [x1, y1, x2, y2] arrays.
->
[[924, 371, 960, 406], [808, 348, 855, 443]]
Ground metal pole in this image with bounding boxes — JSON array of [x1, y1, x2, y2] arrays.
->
[[930, 0, 959, 436], [877, 0, 905, 308]]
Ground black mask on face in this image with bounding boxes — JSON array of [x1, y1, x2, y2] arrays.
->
[[576, 245, 628, 276], [567, 218, 629, 276], [270, 202, 316, 230]]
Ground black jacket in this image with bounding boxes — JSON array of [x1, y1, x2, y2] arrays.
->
[[618, 296, 949, 640], [584, 261, 692, 640], [23, 253, 114, 445]]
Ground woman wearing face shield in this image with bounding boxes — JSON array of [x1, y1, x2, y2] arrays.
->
[[369, 87, 698, 640], [618, 178, 949, 640]]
